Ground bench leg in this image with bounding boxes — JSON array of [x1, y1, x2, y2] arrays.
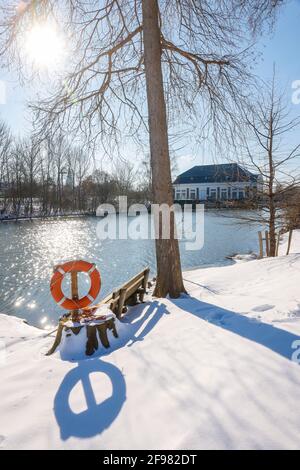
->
[[86, 326, 99, 356], [126, 292, 138, 306], [117, 288, 127, 319], [46, 323, 64, 356], [140, 269, 150, 302], [97, 324, 110, 348], [107, 319, 118, 338]]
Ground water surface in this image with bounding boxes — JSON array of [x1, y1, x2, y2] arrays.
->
[[0, 212, 260, 327]]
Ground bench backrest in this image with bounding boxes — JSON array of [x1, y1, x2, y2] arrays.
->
[[98, 267, 150, 317]]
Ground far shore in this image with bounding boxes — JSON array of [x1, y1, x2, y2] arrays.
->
[[0, 202, 259, 223], [0, 212, 93, 223]]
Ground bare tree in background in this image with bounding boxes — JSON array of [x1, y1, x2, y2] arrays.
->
[[0, 122, 12, 212], [139, 152, 178, 204], [238, 74, 300, 257], [64, 146, 91, 211], [0, 0, 283, 296], [112, 161, 136, 195], [282, 188, 300, 232], [74, 148, 91, 211], [19, 138, 41, 215]]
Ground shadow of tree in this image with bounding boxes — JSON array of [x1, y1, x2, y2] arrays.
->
[[170, 294, 300, 362]]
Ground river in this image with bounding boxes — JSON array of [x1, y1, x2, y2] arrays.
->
[[0, 211, 260, 327]]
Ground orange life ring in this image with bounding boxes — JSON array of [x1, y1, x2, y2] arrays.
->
[[50, 260, 101, 310]]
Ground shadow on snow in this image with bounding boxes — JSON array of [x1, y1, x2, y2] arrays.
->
[[170, 294, 300, 362], [54, 293, 299, 441], [54, 300, 168, 440], [54, 359, 126, 440]]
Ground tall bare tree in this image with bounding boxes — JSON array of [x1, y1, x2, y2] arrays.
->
[[238, 74, 300, 256], [0, 0, 283, 296], [142, 0, 185, 295]]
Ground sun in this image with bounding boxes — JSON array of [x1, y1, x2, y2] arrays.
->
[[24, 22, 66, 69]]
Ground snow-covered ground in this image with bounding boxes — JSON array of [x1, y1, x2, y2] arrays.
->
[[1, 231, 300, 450]]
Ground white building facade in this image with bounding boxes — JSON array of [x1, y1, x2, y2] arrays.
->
[[173, 163, 261, 202]]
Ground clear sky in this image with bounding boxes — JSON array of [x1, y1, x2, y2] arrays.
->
[[0, 0, 300, 175]]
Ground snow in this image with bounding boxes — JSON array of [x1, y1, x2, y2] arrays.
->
[[278, 228, 300, 256], [1, 230, 300, 449], [230, 253, 258, 263]]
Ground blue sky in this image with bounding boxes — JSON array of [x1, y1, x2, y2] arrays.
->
[[257, 0, 300, 83], [0, 0, 300, 175], [175, 0, 300, 175]]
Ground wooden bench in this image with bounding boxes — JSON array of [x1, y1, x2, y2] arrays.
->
[[90, 267, 150, 319]]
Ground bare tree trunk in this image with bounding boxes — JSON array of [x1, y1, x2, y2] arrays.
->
[[268, 97, 276, 257], [286, 229, 293, 256], [29, 168, 33, 216], [269, 202, 276, 256], [142, 0, 186, 297]]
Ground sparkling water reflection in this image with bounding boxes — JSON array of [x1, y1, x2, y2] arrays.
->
[[0, 213, 260, 327]]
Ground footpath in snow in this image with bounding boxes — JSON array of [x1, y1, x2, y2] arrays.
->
[[0, 231, 300, 450]]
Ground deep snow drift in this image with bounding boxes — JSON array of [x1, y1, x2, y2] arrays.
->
[[0, 231, 300, 450]]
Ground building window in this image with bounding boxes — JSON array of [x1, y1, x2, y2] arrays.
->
[[175, 191, 181, 200], [221, 189, 228, 200], [199, 189, 206, 200], [210, 189, 217, 200], [190, 189, 196, 200]]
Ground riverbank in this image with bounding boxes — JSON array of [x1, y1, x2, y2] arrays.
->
[[0, 200, 260, 222], [0, 231, 300, 449], [0, 212, 92, 222]]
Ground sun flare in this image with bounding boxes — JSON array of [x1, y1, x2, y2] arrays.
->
[[24, 22, 66, 69]]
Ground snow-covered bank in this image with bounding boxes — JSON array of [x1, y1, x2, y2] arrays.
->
[[1, 232, 300, 450], [278, 228, 300, 256]]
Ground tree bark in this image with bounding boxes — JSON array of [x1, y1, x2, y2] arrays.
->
[[142, 0, 186, 297], [269, 202, 276, 257], [268, 97, 276, 257]]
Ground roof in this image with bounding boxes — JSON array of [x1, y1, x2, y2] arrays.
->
[[174, 163, 258, 184]]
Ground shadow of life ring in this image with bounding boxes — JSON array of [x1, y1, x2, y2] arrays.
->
[[50, 260, 101, 310], [54, 360, 126, 440]]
